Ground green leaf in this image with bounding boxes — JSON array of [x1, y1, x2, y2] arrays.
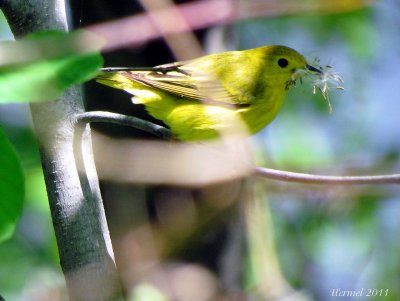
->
[[0, 128, 25, 242], [0, 30, 104, 103]]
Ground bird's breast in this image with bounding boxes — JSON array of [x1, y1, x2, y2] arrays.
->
[[238, 90, 286, 134]]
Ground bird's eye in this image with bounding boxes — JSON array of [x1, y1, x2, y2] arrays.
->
[[278, 58, 289, 68]]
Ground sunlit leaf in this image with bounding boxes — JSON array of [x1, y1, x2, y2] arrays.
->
[[0, 30, 104, 103], [0, 128, 24, 242]]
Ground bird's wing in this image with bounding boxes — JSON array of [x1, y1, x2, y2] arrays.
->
[[121, 65, 238, 106]]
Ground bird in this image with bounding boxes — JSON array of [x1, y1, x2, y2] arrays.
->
[[96, 45, 323, 141]]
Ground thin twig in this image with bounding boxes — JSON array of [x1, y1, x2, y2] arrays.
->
[[254, 166, 400, 185], [76, 111, 172, 140], [78, 111, 400, 186]]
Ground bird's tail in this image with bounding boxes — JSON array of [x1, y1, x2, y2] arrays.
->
[[96, 71, 137, 90], [96, 67, 155, 90]]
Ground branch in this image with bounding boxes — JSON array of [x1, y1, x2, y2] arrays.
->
[[80, 111, 400, 186], [254, 166, 400, 185], [76, 111, 172, 140], [0, 1, 123, 300]]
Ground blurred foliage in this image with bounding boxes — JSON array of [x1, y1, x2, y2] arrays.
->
[[0, 30, 103, 103], [1, 0, 400, 300], [240, 2, 399, 301], [129, 283, 168, 301], [0, 128, 24, 242]]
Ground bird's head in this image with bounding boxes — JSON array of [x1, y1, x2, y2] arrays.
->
[[261, 45, 343, 112]]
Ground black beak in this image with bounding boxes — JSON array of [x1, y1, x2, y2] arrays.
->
[[306, 64, 322, 74]]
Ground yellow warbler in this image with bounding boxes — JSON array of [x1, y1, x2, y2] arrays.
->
[[97, 45, 331, 141]]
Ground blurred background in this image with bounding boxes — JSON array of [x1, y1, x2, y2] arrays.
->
[[1, 0, 400, 300]]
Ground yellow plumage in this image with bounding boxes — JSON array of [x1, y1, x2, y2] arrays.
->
[[96, 45, 322, 141]]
